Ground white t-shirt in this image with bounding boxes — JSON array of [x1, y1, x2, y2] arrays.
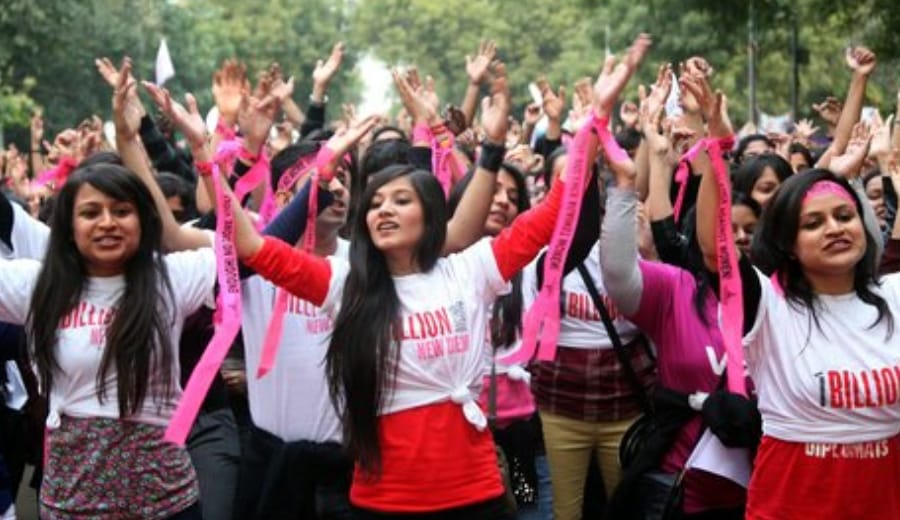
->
[[0, 248, 216, 428], [522, 242, 639, 349], [1, 202, 49, 261], [241, 238, 349, 443], [321, 238, 507, 428], [744, 268, 900, 443]]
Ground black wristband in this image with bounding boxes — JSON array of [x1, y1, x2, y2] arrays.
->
[[478, 141, 505, 173]]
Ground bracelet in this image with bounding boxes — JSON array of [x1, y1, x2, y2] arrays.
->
[[195, 161, 214, 177], [478, 141, 505, 173]]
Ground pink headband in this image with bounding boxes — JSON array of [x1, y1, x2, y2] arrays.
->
[[802, 180, 855, 206]]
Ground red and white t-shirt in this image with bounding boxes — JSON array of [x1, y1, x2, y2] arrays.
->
[[320, 238, 508, 423], [0, 248, 216, 428], [240, 238, 348, 442], [743, 268, 900, 518]]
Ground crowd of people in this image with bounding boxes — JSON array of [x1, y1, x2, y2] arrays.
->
[[0, 32, 898, 520]]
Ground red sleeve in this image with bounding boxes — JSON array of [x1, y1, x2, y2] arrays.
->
[[244, 236, 332, 306], [491, 178, 565, 281]]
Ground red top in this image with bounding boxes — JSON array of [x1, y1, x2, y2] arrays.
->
[[245, 178, 566, 511]]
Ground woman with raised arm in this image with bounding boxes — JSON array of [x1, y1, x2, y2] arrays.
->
[[0, 64, 219, 518], [600, 68, 755, 519], [224, 36, 649, 519], [695, 123, 900, 520], [687, 47, 900, 520]]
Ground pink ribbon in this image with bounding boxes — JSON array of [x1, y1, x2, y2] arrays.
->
[[501, 116, 596, 364], [256, 146, 337, 379], [706, 136, 746, 396], [165, 163, 243, 445], [412, 123, 432, 145], [214, 138, 242, 177], [672, 140, 707, 223], [432, 133, 455, 197], [215, 120, 237, 141], [33, 156, 77, 189]]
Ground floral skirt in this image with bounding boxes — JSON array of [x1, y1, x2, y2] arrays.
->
[[40, 416, 198, 520]]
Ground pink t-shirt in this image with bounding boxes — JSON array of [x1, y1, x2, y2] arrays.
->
[[629, 259, 748, 513]]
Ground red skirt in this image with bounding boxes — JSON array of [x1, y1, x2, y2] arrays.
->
[[747, 434, 900, 519]]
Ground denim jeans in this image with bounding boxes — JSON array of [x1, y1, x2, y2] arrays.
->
[[515, 454, 553, 520]]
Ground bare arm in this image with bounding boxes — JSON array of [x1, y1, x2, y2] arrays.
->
[[443, 62, 511, 254], [112, 59, 210, 252], [461, 40, 495, 128], [820, 47, 876, 164]]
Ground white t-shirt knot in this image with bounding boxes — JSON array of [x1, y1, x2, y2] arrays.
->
[[506, 365, 532, 384], [46, 407, 61, 429], [450, 386, 487, 431]]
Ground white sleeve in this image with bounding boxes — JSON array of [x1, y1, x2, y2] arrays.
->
[[742, 267, 773, 368], [10, 203, 50, 260], [449, 237, 508, 303], [0, 258, 41, 325], [164, 248, 217, 315]]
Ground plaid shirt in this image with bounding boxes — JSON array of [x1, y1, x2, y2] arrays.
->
[[531, 337, 657, 422]]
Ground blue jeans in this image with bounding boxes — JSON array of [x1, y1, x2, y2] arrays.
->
[[515, 454, 553, 520]]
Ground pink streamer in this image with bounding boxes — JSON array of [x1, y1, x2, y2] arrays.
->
[[501, 116, 596, 364], [412, 123, 433, 145], [706, 136, 747, 396], [33, 156, 77, 189], [214, 138, 242, 176], [432, 133, 455, 197], [672, 140, 706, 223], [256, 146, 337, 379], [165, 163, 243, 445]]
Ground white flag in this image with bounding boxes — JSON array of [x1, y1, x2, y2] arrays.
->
[[155, 39, 175, 86]]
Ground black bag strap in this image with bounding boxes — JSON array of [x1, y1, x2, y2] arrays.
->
[[576, 264, 654, 414], [488, 357, 498, 430]]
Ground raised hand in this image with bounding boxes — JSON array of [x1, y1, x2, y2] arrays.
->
[[845, 46, 877, 76], [567, 78, 593, 131], [619, 101, 639, 129], [480, 62, 511, 145], [593, 33, 652, 119], [143, 82, 208, 150], [30, 111, 44, 149], [679, 68, 731, 138], [324, 115, 380, 163], [466, 40, 496, 86], [312, 42, 345, 101], [830, 122, 872, 178], [111, 57, 145, 141], [212, 59, 250, 126], [95, 57, 123, 88], [684, 56, 713, 78], [392, 67, 439, 126], [793, 118, 819, 146], [644, 63, 673, 118], [869, 114, 893, 162], [523, 103, 541, 127], [811, 96, 843, 127], [537, 77, 566, 122]]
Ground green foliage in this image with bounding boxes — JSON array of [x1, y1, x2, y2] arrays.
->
[[0, 78, 37, 129], [0, 0, 357, 145], [0, 0, 896, 148]]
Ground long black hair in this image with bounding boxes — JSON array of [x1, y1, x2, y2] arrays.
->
[[448, 163, 531, 348], [327, 165, 447, 474], [27, 164, 176, 417], [751, 168, 892, 336]]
